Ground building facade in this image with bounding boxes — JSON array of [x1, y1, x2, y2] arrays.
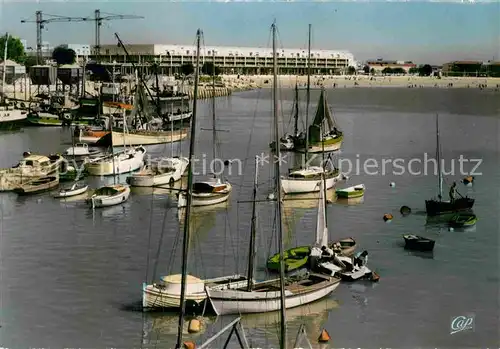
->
[[94, 43, 355, 75], [366, 59, 417, 73]]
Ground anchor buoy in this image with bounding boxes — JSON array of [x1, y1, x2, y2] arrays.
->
[[383, 213, 393, 222], [463, 176, 474, 185], [400, 206, 411, 216], [318, 329, 331, 343]]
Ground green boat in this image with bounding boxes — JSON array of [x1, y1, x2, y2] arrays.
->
[[336, 184, 365, 199], [449, 212, 477, 228], [266, 237, 357, 273], [266, 246, 311, 272]]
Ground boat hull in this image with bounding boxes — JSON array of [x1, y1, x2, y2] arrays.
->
[[85, 147, 146, 176], [403, 236, 435, 252], [0, 109, 27, 130], [336, 184, 365, 199], [53, 184, 89, 198], [96, 130, 188, 146], [88, 186, 130, 208], [296, 136, 343, 153], [177, 183, 232, 207], [425, 197, 475, 216], [206, 275, 340, 315], [127, 157, 189, 187], [281, 172, 340, 194], [13, 176, 59, 195]]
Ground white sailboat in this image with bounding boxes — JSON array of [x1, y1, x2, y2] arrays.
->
[[206, 22, 340, 316], [84, 111, 146, 176], [142, 31, 248, 311], [177, 55, 231, 208], [0, 33, 26, 130]]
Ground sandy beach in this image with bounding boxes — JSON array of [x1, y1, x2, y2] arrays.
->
[[221, 75, 500, 90]]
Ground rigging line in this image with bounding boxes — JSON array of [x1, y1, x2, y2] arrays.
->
[[151, 205, 172, 282], [167, 207, 183, 275], [145, 185, 156, 283]]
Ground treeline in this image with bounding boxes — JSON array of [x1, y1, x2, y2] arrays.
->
[[444, 62, 500, 77]]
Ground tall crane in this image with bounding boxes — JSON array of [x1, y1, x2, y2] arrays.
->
[[20, 11, 90, 64], [92, 10, 144, 62]]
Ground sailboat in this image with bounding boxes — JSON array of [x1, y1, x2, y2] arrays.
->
[[0, 33, 27, 130], [205, 22, 340, 316], [142, 31, 248, 311], [270, 84, 301, 151], [425, 114, 474, 216], [177, 55, 232, 208], [84, 110, 146, 176], [281, 25, 343, 194]]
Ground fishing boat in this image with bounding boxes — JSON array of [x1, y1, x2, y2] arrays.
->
[[0, 152, 65, 191], [403, 234, 435, 252], [53, 182, 89, 198], [13, 176, 59, 195], [127, 156, 189, 187], [177, 57, 232, 208], [87, 184, 130, 208], [426, 115, 474, 216], [64, 143, 102, 158], [206, 24, 340, 316], [449, 212, 477, 228], [336, 184, 365, 199]]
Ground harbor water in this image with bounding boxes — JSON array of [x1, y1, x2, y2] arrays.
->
[[0, 87, 499, 348]]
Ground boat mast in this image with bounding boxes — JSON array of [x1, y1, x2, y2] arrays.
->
[[304, 24, 311, 165], [321, 96, 327, 227], [272, 21, 287, 349], [170, 104, 174, 158], [175, 28, 201, 349], [110, 115, 116, 185], [246, 155, 258, 291], [1, 33, 8, 104], [211, 50, 217, 178], [293, 84, 299, 136], [436, 114, 442, 200]]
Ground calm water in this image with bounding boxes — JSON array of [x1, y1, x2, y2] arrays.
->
[[0, 88, 499, 348]]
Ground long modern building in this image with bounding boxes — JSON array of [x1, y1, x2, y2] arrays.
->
[[94, 44, 355, 75]]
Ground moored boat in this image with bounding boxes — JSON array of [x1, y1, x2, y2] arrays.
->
[[64, 143, 102, 158], [95, 129, 188, 146], [13, 176, 59, 195], [87, 183, 130, 208], [127, 157, 189, 187], [403, 234, 435, 252], [449, 212, 477, 228], [281, 166, 343, 194], [335, 184, 365, 199], [53, 182, 89, 198], [0, 105, 27, 130], [85, 146, 146, 176], [177, 179, 232, 207]]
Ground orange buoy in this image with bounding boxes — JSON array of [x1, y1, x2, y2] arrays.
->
[[383, 213, 393, 222], [463, 176, 474, 184], [183, 341, 196, 349], [318, 329, 331, 343], [188, 318, 201, 333]]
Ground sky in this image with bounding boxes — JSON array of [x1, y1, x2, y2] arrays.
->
[[0, 0, 499, 64]]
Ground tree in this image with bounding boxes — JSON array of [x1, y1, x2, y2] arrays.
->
[[363, 65, 370, 74], [408, 67, 419, 75], [0, 33, 26, 64], [201, 62, 221, 76], [347, 66, 356, 75], [52, 45, 76, 65], [180, 62, 194, 76], [418, 64, 432, 76], [382, 67, 393, 75], [23, 55, 41, 69], [392, 67, 406, 75], [370, 68, 375, 75]]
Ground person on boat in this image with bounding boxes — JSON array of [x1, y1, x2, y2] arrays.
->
[[353, 250, 368, 268], [449, 182, 457, 202]]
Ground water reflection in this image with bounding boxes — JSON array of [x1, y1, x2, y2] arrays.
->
[[334, 196, 365, 206], [142, 314, 215, 344]]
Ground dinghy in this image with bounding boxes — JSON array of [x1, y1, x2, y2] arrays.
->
[[449, 212, 477, 228], [53, 182, 89, 198], [336, 184, 365, 199], [13, 176, 59, 195], [403, 234, 435, 252], [87, 184, 130, 208]]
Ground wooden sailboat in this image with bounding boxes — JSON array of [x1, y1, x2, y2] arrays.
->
[[177, 53, 231, 208], [281, 25, 343, 195], [206, 22, 340, 316], [425, 115, 474, 216], [142, 31, 247, 312]]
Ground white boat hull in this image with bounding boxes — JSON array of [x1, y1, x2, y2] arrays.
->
[[281, 172, 342, 194], [53, 184, 89, 198], [177, 182, 232, 207], [110, 130, 188, 146], [168, 111, 192, 122], [85, 147, 146, 176], [297, 140, 343, 153], [206, 277, 340, 315], [89, 185, 130, 208], [0, 108, 27, 129], [127, 157, 189, 187]]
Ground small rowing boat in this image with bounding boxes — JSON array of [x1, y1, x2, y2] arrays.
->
[[53, 182, 89, 198], [336, 184, 365, 199]]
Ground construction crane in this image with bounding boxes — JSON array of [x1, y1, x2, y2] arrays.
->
[[20, 11, 90, 64], [92, 10, 144, 62], [21, 10, 144, 64]]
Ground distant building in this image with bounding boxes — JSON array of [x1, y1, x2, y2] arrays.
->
[[442, 61, 483, 76], [95, 43, 355, 75], [366, 59, 417, 73], [20, 39, 28, 51], [62, 44, 92, 57]]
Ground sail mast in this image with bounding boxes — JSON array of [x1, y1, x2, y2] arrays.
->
[[175, 28, 201, 349], [212, 50, 217, 177], [304, 24, 311, 164], [1, 33, 8, 103], [322, 93, 328, 228], [436, 114, 442, 200], [293, 84, 299, 136], [246, 155, 258, 291], [272, 21, 287, 349]]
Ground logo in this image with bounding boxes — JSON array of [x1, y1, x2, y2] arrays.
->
[[450, 314, 475, 334]]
